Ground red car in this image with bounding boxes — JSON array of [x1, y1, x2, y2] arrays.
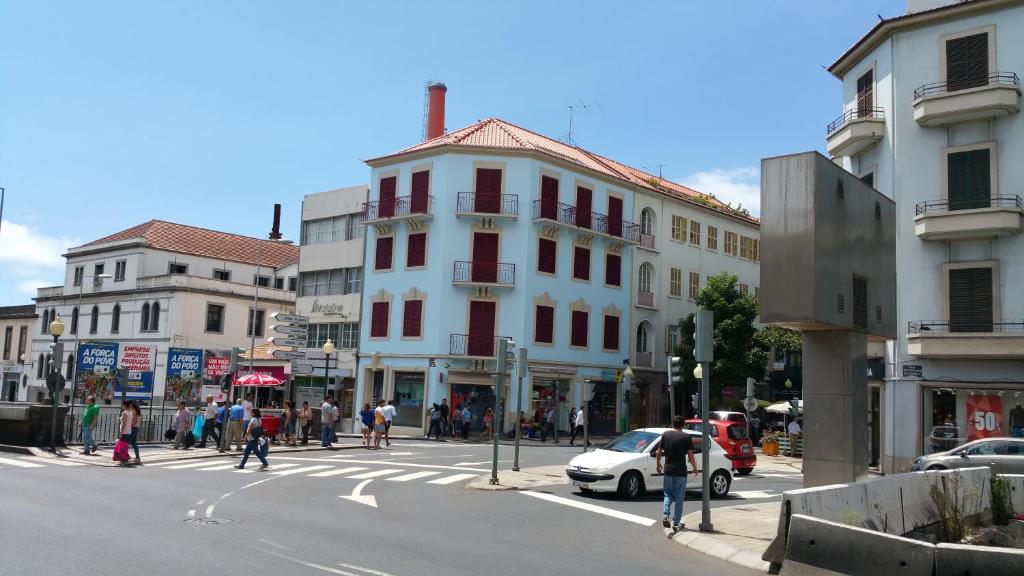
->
[[684, 419, 756, 475]]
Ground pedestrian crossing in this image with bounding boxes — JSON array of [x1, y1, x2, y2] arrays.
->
[[0, 455, 86, 469], [146, 458, 482, 487]]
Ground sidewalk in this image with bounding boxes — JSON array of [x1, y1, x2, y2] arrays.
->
[[338, 432, 615, 448], [22, 440, 361, 467], [671, 502, 779, 573], [466, 464, 569, 491]]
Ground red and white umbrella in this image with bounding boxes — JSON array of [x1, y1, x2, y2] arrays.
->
[[233, 372, 283, 387]]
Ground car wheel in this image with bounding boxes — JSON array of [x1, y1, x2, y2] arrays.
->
[[926, 465, 947, 471], [736, 468, 754, 476], [617, 470, 645, 500], [709, 470, 731, 499]]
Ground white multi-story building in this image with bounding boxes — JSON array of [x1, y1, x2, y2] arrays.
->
[[0, 305, 36, 402], [293, 185, 368, 428], [27, 220, 299, 404], [827, 0, 1024, 472]]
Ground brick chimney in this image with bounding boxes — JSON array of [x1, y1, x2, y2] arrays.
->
[[269, 203, 283, 240], [426, 82, 447, 141]]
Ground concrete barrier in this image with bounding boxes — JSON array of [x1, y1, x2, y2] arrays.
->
[[764, 467, 993, 567], [934, 542, 1024, 576], [779, 514, 935, 576], [1004, 474, 1024, 515]]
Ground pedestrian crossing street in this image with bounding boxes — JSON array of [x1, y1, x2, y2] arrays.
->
[[146, 458, 481, 486], [0, 455, 86, 469]]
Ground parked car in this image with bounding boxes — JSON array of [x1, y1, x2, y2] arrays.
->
[[710, 411, 747, 425], [565, 428, 734, 500], [684, 419, 756, 475], [927, 425, 965, 453], [911, 437, 1024, 474]]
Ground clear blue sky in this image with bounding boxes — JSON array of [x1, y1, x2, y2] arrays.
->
[[0, 0, 902, 305]]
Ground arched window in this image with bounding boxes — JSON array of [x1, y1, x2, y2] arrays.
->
[[640, 208, 655, 236], [636, 322, 649, 353], [66, 354, 74, 380], [141, 302, 150, 331], [89, 306, 99, 334], [151, 302, 160, 331], [36, 354, 44, 378], [70, 307, 79, 334], [638, 262, 654, 294], [40, 310, 48, 333], [111, 304, 121, 333]]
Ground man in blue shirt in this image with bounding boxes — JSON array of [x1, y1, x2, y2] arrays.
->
[[220, 398, 245, 452]]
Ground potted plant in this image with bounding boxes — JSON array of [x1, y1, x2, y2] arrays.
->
[[761, 431, 780, 456]]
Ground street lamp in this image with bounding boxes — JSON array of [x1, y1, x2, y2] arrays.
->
[[48, 315, 65, 453], [621, 365, 634, 433], [321, 339, 334, 397]]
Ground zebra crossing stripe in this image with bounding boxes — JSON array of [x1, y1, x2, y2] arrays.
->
[[386, 471, 442, 482], [165, 460, 235, 470], [235, 462, 299, 474], [20, 457, 85, 467], [270, 465, 332, 476], [308, 467, 369, 478], [427, 473, 478, 485], [346, 468, 404, 480], [196, 464, 241, 471], [0, 456, 44, 468]]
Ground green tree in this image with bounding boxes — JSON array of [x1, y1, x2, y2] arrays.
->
[[753, 325, 802, 374]]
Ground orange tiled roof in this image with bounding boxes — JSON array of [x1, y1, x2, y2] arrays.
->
[[80, 220, 299, 268], [366, 117, 758, 224]]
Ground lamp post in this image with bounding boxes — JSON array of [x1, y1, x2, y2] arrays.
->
[[321, 339, 334, 397], [48, 315, 65, 453], [67, 273, 113, 434], [621, 365, 634, 433]]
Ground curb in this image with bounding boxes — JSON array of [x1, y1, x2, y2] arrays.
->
[[336, 434, 605, 448], [670, 529, 771, 572], [0, 444, 35, 455]]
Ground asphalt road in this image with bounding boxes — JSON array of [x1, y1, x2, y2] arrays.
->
[[0, 440, 795, 576]]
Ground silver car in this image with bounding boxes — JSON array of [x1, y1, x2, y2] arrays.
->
[[911, 437, 1024, 474]]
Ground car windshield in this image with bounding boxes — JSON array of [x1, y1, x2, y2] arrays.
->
[[601, 431, 660, 453], [683, 423, 719, 437]]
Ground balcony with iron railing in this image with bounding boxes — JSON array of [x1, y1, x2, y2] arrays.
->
[[636, 291, 655, 309], [449, 333, 512, 358], [455, 192, 518, 218], [907, 320, 1024, 359], [825, 107, 885, 157], [913, 195, 1022, 241], [363, 195, 434, 223], [452, 261, 516, 287], [912, 72, 1020, 126], [634, 351, 653, 368], [531, 200, 640, 243], [639, 233, 656, 251]]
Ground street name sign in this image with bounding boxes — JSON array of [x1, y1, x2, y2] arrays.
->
[[270, 312, 309, 324], [272, 350, 307, 361], [271, 324, 308, 337], [291, 362, 315, 375], [268, 337, 307, 347]]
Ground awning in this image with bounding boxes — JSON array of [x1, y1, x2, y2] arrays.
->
[[766, 399, 803, 414]]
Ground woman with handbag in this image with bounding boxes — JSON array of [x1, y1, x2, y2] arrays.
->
[[236, 408, 269, 470], [128, 401, 142, 464], [172, 401, 192, 450], [113, 401, 132, 465]]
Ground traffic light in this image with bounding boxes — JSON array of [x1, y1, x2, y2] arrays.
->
[[497, 338, 516, 375], [668, 356, 681, 386]]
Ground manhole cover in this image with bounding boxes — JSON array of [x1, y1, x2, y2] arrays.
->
[[184, 517, 233, 525]]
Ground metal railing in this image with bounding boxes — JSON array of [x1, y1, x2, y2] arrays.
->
[[452, 261, 516, 285], [363, 195, 434, 221], [449, 334, 512, 357], [63, 411, 180, 445], [455, 192, 518, 216], [908, 320, 1024, 334], [639, 233, 656, 250], [531, 200, 640, 242], [915, 195, 1022, 215], [637, 291, 655, 308], [826, 107, 885, 135], [913, 71, 1020, 100]]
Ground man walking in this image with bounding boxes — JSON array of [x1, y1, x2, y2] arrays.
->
[[460, 404, 472, 440], [541, 405, 557, 443], [655, 416, 699, 534], [80, 395, 99, 455], [382, 400, 396, 446], [320, 395, 334, 447], [198, 395, 220, 448], [439, 398, 450, 438], [787, 418, 802, 457], [569, 406, 585, 446], [221, 398, 245, 452]]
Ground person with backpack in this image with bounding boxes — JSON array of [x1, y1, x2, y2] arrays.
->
[[236, 408, 269, 471]]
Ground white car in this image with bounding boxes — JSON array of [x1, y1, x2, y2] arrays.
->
[[566, 428, 734, 500]]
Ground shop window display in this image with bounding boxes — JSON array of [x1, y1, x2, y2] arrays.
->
[[923, 387, 1024, 455]]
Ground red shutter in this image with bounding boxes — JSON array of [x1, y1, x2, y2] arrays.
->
[[603, 315, 619, 351], [375, 236, 394, 270], [535, 305, 554, 344], [573, 246, 590, 281], [607, 196, 623, 238], [402, 300, 423, 337], [472, 232, 499, 283], [541, 176, 559, 219], [370, 302, 389, 338], [379, 176, 397, 218], [475, 168, 502, 213], [605, 253, 621, 286], [411, 171, 429, 214], [468, 300, 497, 356], [407, 233, 426, 268], [538, 238, 557, 274], [575, 187, 592, 229], [571, 310, 588, 348]]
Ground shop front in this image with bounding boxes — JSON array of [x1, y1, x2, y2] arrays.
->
[[392, 371, 426, 429], [921, 383, 1024, 455], [450, 377, 495, 434], [528, 377, 571, 435], [588, 379, 619, 437]]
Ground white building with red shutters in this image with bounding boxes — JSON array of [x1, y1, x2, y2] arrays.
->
[[354, 84, 760, 436]]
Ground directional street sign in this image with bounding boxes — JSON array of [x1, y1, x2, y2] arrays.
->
[[267, 336, 307, 347], [272, 350, 308, 361], [271, 324, 308, 337], [291, 362, 315, 375], [270, 312, 309, 324]]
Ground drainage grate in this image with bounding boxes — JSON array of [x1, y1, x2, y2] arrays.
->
[[184, 517, 234, 526]]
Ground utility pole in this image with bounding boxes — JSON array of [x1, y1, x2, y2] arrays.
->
[[694, 310, 714, 532], [513, 347, 527, 472], [491, 338, 514, 485]]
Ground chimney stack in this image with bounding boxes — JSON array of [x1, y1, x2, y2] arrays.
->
[[426, 81, 447, 141], [269, 203, 283, 240]]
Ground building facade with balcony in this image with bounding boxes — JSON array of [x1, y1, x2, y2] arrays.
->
[[293, 185, 368, 428], [26, 220, 299, 405], [828, 0, 1024, 472], [0, 305, 36, 402]]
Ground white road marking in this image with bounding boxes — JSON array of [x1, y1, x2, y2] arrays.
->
[[260, 548, 365, 575], [733, 490, 779, 500], [426, 473, 478, 485], [346, 468, 404, 480], [234, 462, 298, 474], [453, 460, 510, 466], [339, 479, 378, 508], [197, 464, 241, 471], [337, 562, 398, 576], [270, 465, 333, 476], [0, 456, 44, 468], [386, 471, 442, 482], [308, 467, 368, 478], [258, 538, 292, 551], [20, 456, 84, 467], [187, 509, 195, 518], [518, 490, 657, 527], [165, 460, 233, 469], [272, 455, 491, 473], [205, 504, 216, 517]]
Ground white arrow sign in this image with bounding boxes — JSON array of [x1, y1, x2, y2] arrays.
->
[[267, 336, 307, 347], [291, 362, 315, 375], [272, 350, 307, 361], [271, 324, 308, 337], [270, 312, 309, 324], [339, 479, 377, 508]]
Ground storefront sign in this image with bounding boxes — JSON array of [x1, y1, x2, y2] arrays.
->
[[967, 395, 1004, 441], [310, 299, 347, 317], [903, 365, 923, 378], [165, 348, 204, 403]]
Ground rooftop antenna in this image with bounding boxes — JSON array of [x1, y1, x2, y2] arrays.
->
[[643, 164, 668, 179], [565, 99, 602, 145]]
